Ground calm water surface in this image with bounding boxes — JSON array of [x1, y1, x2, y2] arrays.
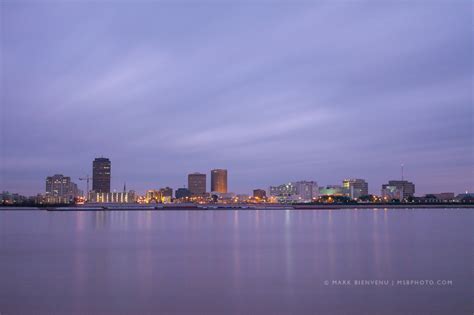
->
[[0, 209, 472, 315]]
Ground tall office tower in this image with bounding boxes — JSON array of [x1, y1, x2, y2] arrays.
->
[[46, 174, 71, 197], [188, 173, 206, 196], [382, 180, 415, 198], [343, 178, 369, 199], [45, 174, 81, 203], [294, 181, 319, 202], [211, 169, 228, 193], [92, 157, 111, 193]]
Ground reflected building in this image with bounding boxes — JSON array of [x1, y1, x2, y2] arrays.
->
[[92, 157, 111, 193], [211, 169, 227, 193], [188, 173, 206, 196]]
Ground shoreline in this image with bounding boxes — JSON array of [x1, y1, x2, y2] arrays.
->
[[1, 203, 473, 211]]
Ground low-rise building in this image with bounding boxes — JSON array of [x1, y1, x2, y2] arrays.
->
[[319, 185, 345, 196], [269, 183, 298, 203], [1, 191, 29, 205], [432, 192, 455, 201], [253, 189, 266, 199], [175, 188, 191, 199], [456, 193, 474, 203], [88, 191, 136, 203]]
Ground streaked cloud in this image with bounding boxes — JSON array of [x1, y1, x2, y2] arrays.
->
[[1, 1, 472, 195]]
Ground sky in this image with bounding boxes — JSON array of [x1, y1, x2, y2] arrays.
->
[[1, 1, 473, 196]]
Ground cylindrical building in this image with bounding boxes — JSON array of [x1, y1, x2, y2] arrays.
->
[[211, 169, 227, 193]]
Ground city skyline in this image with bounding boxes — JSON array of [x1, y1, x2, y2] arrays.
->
[[1, 2, 472, 196], [35, 159, 445, 199], [0, 3, 472, 315], [0, 156, 471, 197]]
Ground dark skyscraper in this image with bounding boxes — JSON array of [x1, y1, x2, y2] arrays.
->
[[188, 173, 206, 196], [92, 157, 111, 193], [211, 169, 227, 193]]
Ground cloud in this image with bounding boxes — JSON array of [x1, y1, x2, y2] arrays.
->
[[1, 1, 472, 195]]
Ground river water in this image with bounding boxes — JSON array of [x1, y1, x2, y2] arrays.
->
[[0, 208, 472, 314]]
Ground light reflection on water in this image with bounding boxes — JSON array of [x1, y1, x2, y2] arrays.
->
[[0, 208, 472, 315]]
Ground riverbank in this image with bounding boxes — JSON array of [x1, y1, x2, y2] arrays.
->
[[1, 203, 473, 211]]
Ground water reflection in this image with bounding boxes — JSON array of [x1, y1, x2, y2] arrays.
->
[[93, 211, 109, 230], [383, 210, 392, 275], [327, 210, 335, 278], [1, 209, 471, 315], [372, 209, 382, 278], [284, 209, 294, 294], [232, 210, 241, 291], [75, 211, 85, 232], [137, 211, 152, 230]]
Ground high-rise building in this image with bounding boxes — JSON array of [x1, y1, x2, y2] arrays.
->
[[382, 180, 415, 199], [343, 178, 368, 199], [45, 174, 81, 203], [92, 157, 111, 193], [294, 181, 319, 202], [253, 189, 266, 199], [188, 173, 206, 196], [46, 174, 71, 197], [211, 169, 227, 193]]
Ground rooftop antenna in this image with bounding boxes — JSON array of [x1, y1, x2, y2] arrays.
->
[[401, 163, 404, 181]]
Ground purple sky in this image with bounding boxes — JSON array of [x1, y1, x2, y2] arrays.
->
[[1, 1, 473, 196]]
